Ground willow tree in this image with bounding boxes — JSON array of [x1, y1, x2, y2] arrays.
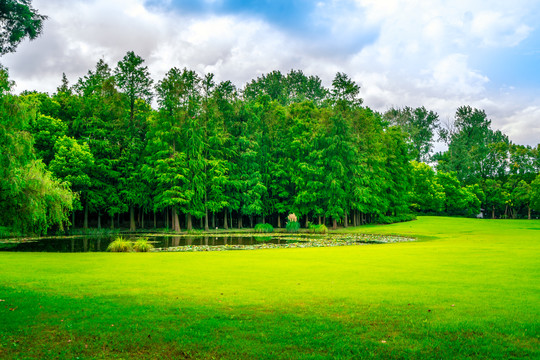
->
[[0, 68, 72, 235]]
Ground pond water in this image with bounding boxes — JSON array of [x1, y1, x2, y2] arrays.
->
[[0, 234, 309, 252]]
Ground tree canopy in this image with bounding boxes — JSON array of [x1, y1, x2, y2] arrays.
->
[[0, 0, 46, 55], [0, 54, 538, 235]]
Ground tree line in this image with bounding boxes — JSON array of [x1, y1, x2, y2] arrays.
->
[[1, 51, 539, 236]]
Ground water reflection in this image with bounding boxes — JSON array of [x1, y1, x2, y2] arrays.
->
[[0, 234, 306, 253]]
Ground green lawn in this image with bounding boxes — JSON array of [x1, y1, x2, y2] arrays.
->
[[1, 217, 538, 359]]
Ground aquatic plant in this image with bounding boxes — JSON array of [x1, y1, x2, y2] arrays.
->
[[254, 223, 274, 233], [309, 224, 328, 234], [106, 237, 133, 252], [133, 237, 154, 252], [285, 221, 300, 233]]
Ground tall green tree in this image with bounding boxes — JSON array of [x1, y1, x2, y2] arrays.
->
[[409, 161, 445, 213], [436, 106, 509, 184], [49, 136, 94, 228], [114, 52, 154, 231], [73, 59, 126, 229], [114, 51, 153, 124], [384, 106, 439, 162], [150, 67, 204, 231], [530, 174, 540, 216]]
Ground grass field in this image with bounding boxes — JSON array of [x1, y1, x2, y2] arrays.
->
[[0, 216, 538, 359]]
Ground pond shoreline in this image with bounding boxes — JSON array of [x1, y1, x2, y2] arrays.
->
[[0, 233, 415, 252]]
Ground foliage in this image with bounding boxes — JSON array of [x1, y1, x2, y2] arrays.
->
[[132, 237, 154, 252], [375, 213, 417, 224], [409, 161, 445, 213], [0, 0, 47, 55], [106, 236, 132, 252], [0, 67, 73, 235], [285, 220, 300, 233], [254, 223, 274, 233], [384, 106, 439, 162], [309, 223, 328, 234], [2, 52, 538, 235], [436, 106, 509, 184], [531, 174, 540, 213]]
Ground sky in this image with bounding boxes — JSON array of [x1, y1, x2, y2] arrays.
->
[[2, 0, 540, 146]]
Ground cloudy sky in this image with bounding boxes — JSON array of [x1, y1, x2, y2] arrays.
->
[[2, 0, 540, 146]]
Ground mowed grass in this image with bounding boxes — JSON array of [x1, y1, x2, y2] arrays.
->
[[0, 217, 538, 359]]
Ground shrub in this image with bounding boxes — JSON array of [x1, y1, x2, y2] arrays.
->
[[376, 213, 417, 224], [285, 221, 300, 233], [309, 224, 328, 234], [133, 237, 154, 252], [254, 223, 274, 233], [107, 237, 133, 252]]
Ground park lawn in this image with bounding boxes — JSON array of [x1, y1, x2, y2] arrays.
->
[[0, 216, 538, 359]]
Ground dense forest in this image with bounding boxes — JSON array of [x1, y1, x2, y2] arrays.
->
[[1, 50, 540, 236]]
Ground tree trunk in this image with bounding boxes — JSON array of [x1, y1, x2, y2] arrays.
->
[[277, 214, 281, 228], [166, 208, 169, 230], [154, 211, 156, 228], [200, 217, 203, 228], [130, 206, 136, 232], [249, 215, 253, 228], [492, 205, 495, 219], [230, 210, 233, 229], [83, 204, 89, 229], [97, 213, 101, 229], [318, 216, 321, 225], [224, 208, 229, 229], [72, 211, 75, 229], [204, 210, 209, 231], [332, 218, 337, 230], [305, 215, 309, 228], [238, 215, 242, 229], [344, 213, 348, 228], [262, 215, 266, 224], [187, 213, 193, 231], [110, 213, 114, 229], [141, 210, 145, 229], [528, 206, 531, 220], [172, 208, 181, 233], [212, 211, 216, 229]]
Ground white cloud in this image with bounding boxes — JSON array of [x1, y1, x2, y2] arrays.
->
[[469, 11, 533, 47]]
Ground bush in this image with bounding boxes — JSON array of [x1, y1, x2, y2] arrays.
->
[[254, 223, 274, 233], [106, 237, 133, 252], [376, 213, 417, 224], [285, 221, 300, 233], [309, 224, 328, 234], [133, 237, 154, 252]]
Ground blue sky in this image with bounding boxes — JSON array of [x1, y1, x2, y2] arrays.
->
[[2, 0, 539, 146]]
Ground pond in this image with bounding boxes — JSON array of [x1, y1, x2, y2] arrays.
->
[[0, 233, 414, 252], [0, 234, 302, 252]]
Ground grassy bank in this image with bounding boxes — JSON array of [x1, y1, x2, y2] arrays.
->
[[1, 217, 538, 359]]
